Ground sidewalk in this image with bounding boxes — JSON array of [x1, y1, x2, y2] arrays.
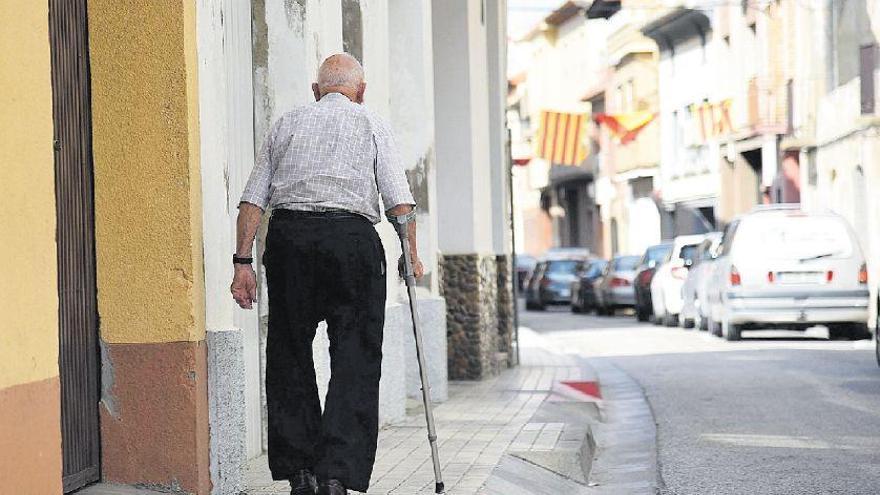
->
[[244, 329, 602, 494]]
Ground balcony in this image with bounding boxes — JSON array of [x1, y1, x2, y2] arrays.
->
[[747, 76, 789, 134]]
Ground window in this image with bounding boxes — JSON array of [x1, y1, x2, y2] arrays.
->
[[630, 177, 654, 199]]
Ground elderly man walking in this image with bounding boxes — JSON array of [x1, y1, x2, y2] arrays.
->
[[231, 53, 422, 495]]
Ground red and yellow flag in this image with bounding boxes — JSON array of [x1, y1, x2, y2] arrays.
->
[[536, 111, 588, 166], [594, 111, 655, 144]]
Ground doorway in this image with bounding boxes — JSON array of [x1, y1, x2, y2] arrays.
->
[[49, 0, 101, 491]]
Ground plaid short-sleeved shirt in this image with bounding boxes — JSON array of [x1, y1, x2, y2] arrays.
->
[[240, 92, 415, 224]]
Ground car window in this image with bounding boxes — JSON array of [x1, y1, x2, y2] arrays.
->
[[614, 256, 640, 271], [720, 220, 739, 256], [585, 261, 607, 277], [530, 262, 546, 281], [643, 244, 673, 265], [679, 244, 699, 263], [546, 260, 580, 274], [733, 215, 854, 259]]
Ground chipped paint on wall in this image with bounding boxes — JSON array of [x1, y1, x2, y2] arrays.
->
[[406, 151, 432, 213], [342, 0, 363, 63]]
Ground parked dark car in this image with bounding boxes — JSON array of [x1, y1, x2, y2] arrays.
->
[[514, 254, 537, 291], [594, 255, 641, 315], [525, 257, 585, 310], [571, 259, 608, 313], [633, 243, 673, 322]]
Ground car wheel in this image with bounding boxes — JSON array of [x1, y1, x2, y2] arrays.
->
[[875, 329, 880, 367], [636, 306, 650, 322], [698, 314, 708, 331], [709, 318, 722, 337], [722, 318, 741, 341], [828, 323, 870, 341], [876, 299, 880, 367], [663, 313, 679, 327], [682, 317, 695, 330], [851, 322, 872, 340]]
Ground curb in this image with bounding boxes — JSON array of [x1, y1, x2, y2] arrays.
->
[[582, 359, 659, 495]]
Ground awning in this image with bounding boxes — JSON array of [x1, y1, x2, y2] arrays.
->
[[594, 111, 655, 144], [536, 110, 589, 166]]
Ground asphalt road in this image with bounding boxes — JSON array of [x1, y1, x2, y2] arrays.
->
[[520, 303, 880, 495]]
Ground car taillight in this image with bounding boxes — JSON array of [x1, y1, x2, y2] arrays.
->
[[859, 263, 868, 284], [826, 270, 834, 283], [541, 278, 551, 287], [729, 265, 741, 286], [767, 271, 775, 283], [671, 267, 688, 280], [639, 271, 652, 284], [610, 277, 631, 287]]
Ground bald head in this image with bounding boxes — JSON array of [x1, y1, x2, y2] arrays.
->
[[313, 53, 366, 103]]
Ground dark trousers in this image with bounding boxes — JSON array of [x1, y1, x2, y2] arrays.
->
[[263, 210, 387, 492]]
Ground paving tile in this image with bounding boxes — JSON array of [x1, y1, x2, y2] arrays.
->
[[242, 346, 588, 494]]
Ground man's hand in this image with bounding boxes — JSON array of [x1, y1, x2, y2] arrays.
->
[[231, 264, 258, 309], [398, 254, 425, 280]]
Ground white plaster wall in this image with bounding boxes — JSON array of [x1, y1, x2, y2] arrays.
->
[[432, 0, 496, 255], [487, 0, 510, 256], [250, 0, 453, 435], [657, 37, 717, 206], [388, 0, 439, 290], [814, 79, 880, 315], [196, 0, 262, 464], [466, 0, 494, 252]]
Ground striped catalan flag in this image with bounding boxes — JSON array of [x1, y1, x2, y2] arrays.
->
[[536, 110, 589, 166]]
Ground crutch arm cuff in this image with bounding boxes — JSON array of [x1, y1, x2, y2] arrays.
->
[[386, 207, 417, 225]]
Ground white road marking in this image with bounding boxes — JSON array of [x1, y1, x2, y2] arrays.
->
[[700, 434, 852, 450]]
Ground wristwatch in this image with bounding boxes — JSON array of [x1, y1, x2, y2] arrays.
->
[[233, 255, 253, 265]]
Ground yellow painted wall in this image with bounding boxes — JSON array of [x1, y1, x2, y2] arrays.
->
[[0, 0, 60, 389], [89, 0, 205, 344]]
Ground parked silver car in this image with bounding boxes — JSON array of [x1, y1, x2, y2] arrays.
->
[[595, 255, 641, 315], [707, 206, 871, 341], [680, 232, 722, 329]]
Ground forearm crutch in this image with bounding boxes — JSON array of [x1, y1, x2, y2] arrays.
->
[[387, 210, 445, 494]]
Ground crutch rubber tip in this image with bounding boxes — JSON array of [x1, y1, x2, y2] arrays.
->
[[435, 482, 445, 493]]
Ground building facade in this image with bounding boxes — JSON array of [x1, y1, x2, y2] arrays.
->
[[508, 1, 610, 255], [1, 1, 513, 494], [594, 2, 663, 257]]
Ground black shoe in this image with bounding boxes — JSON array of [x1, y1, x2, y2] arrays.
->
[[290, 469, 317, 495], [317, 479, 348, 495]]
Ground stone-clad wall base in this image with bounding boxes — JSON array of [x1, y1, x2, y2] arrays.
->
[[400, 295, 449, 402], [207, 329, 246, 495], [496, 254, 514, 368], [441, 254, 501, 380]]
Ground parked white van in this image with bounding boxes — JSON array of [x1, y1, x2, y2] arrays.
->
[[707, 206, 870, 341]]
